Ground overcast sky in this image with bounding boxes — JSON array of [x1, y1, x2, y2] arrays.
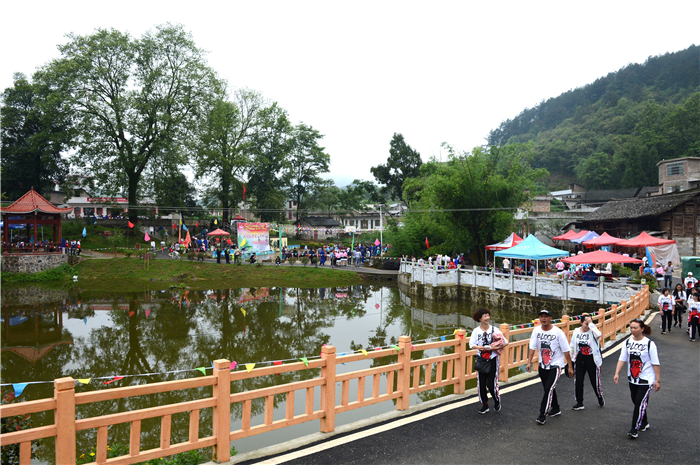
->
[[2, 1, 698, 187]]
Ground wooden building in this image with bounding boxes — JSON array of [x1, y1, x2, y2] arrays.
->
[[578, 188, 700, 256]]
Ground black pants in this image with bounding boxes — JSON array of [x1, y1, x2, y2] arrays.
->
[[690, 316, 700, 339], [574, 354, 602, 403], [629, 383, 652, 430], [661, 310, 673, 331], [674, 305, 686, 327], [538, 367, 560, 415], [477, 357, 500, 405]]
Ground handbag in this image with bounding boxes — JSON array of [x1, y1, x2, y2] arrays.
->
[[474, 325, 495, 375]]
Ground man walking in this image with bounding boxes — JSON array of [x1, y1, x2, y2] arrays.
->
[[663, 261, 674, 289], [527, 309, 574, 425]]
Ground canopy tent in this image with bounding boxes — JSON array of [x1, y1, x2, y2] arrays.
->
[[485, 232, 523, 251], [562, 250, 643, 265], [570, 231, 600, 244], [582, 232, 625, 247], [553, 229, 589, 241], [207, 228, 231, 236], [494, 235, 569, 260], [232, 215, 245, 221], [617, 231, 675, 247], [646, 244, 680, 268]]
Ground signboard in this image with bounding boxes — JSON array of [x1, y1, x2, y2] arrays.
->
[[237, 222, 270, 252], [345, 226, 356, 233]]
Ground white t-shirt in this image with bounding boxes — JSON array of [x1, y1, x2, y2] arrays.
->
[[503, 258, 510, 270], [529, 325, 570, 369], [688, 300, 700, 314], [619, 337, 659, 385], [469, 325, 504, 360], [658, 295, 673, 311]]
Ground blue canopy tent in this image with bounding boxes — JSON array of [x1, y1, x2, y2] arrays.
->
[[494, 235, 569, 274], [570, 230, 600, 244]]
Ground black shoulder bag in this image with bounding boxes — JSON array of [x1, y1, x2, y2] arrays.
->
[[475, 326, 495, 375]]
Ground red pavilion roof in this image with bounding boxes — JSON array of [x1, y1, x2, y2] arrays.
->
[[0, 189, 73, 215]]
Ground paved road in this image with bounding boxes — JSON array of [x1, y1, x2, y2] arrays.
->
[[239, 313, 699, 465]]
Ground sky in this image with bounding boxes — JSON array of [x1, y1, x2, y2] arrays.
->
[[2, 1, 698, 188]]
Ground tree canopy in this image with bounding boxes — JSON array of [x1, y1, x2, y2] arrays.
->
[[371, 133, 422, 202]]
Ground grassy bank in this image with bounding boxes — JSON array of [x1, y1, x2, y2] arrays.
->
[[2, 258, 364, 291]]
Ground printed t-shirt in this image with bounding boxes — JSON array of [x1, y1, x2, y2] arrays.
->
[[529, 325, 569, 369], [658, 296, 673, 312], [619, 336, 659, 385], [469, 325, 504, 360]]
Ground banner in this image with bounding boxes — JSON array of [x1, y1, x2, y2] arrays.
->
[[237, 222, 270, 252]]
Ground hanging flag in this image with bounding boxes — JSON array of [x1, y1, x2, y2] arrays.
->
[[77, 378, 91, 385], [196, 221, 199, 227], [184, 231, 191, 246], [440, 336, 446, 341], [245, 363, 255, 372], [83, 317, 87, 325], [103, 376, 124, 385], [230, 361, 238, 370], [425, 237, 429, 249], [273, 361, 283, 367], [183, 224, 188, 231], [375, 238, 380, 246], [12, 383, 28, 397], [82, 227, 87, 237], [172, 223, 177, 230], [360, 349, 368, 357], [243, 184, 246, 200], [144, 232, 150, 241], [128, 221, 134, 229], [214, 219, 218, 225], [129, 311, 135, 317], [299, 357, 309, 367], [195, 367, 206, 375], [145, 309, 151, 318], [241, 308, 246, 317]]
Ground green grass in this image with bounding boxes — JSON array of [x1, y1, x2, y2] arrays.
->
[[49, 258, 364, 291], [1, 263, 77, 284]]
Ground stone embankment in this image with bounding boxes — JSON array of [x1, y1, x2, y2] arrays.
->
[[1, 253, 70, 274]]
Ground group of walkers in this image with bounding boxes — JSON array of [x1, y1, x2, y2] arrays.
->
[[658, 280, 700, 340], [470, 307, 661, 440]]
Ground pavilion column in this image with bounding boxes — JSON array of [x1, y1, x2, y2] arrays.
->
[[33, 212, 38, 247], [2, 215, 7, 245]]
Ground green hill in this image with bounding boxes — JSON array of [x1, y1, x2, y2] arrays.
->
[[488, 45, 700, 190]]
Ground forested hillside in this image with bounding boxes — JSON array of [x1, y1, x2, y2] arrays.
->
[[488, 45, 700, 190]]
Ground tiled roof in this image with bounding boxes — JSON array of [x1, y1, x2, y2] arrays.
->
[[301, 216, 342, 227], [583, 189, 699, 222], [0, 189, 73, 214]]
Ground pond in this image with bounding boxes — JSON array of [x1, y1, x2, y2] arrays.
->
[[1, 284, 550, 462]]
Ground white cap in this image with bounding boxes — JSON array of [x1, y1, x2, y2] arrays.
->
[[689, 272, 693, 276]]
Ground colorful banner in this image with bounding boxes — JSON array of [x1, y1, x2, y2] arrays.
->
[[237, 222, 270, 252]]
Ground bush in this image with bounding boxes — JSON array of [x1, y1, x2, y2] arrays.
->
[[187, 252, 196, 260], [287, 257, 297, 266], [197, 252, 205, 261], [300, 257, 309, 266], [629, 271, 658, 293], [123, 249, 134, 258]]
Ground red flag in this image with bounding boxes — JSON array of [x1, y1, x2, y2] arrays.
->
[[425, 237, 429, 249], [173, 223, 177, 229], [196, 221, 199, 227], [128, 221, 134, 229], [243, 184, 246, 200]]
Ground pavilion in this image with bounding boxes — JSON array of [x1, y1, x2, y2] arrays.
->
[[1, 188, 72, 251]]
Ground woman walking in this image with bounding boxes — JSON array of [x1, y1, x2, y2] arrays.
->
[[469, 308, 508, 414], [658, 288, 674, 334], [672, 284, 687, 329], [570, 313, 604, 410], [613, 318, 660, 439]]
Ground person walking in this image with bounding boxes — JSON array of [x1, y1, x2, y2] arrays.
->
[[224, 247, 230, 264], [672, 284, 687, 329], [469, 308, 508, 414], [687, 296, 700, 341], [663, 261, 674, 289], [527, 309, 574, 425], [570, 313, 604, 410], [658, 288, 674, 334], [613, 318, 660, 439]]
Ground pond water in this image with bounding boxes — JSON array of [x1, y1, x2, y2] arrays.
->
[[1, 284, 551, 462]]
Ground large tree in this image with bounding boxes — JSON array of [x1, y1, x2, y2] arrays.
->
[[370, 133, 422, 202], [39, 24, 219, 221], [1, 73, 72, 199], [286, 123, 330, 226], [193, 89, 272, 222]]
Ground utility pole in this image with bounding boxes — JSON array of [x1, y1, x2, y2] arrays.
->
[[379, 205, 383, 257]]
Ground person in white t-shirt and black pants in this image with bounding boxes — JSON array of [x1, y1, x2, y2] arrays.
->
[[527, 309, 574, 425], [614, 318, 660, 439], [469, 308, 508, 414], [658, 288, 674, 334], [569, 313, 605, 410]]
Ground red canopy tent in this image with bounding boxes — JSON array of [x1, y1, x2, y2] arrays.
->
[[207, 228, 231, 236], [617, 232, 675, 247], [582, 232, 625, 247], [553, 230, 588, 241], [232, 215, 245, 221], [562, 250, 643, 264], [485, 232, 523, 250]]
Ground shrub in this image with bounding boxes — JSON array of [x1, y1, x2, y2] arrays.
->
[[123, 249, 134, 258], [628, 271, 658, 293], [197, 252, 205, 261], [287, 257, 297, 266], [187, 252, 196, 261], [300, 257, 309, 266]]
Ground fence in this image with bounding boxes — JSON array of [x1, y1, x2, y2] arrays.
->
[[400, 260, 642, 304], [0, 286, 649, 465]]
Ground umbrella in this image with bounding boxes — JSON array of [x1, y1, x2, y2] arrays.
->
[[553, 230, 586, 241], [582, 232, 625, 247], [207, 228, 231, 236], [562, 250, 643, 264], [617, 231, 675, 247]]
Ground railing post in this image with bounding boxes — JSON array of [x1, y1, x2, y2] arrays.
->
[[620, 299, 629, 330], [397, 336, 412, 410], [54, 377, 76, 465], [561, 315, 571, 341], [421, 265, 425, 285], [212, 359, 231, 463], [320, 345, 336, 433], [598, 277, 605, 304], [456, 329, 467, 393], [457, 268, 461, 286], [433, 266, 438, 287], [610, 304, 618, 340], [489, 268, 495, 290], [531, 273, 537, 297], [499, 323, 510, 382], [472, 265, 477, 287]]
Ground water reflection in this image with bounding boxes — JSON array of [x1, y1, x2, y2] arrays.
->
[[1, 284, 541, 461]]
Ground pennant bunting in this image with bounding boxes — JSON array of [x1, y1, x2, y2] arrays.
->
[[241, 308, 246, 317], [145, 232, 150, 241], [196, 367, 206, 376], [453, 329, 459, 335], [392, 345, 400, 352], [77, 378, 91, 385], [196, 221, 199, 227], [83, 317, 87, 325], [103, 376, 124, 385], [410, 343, 415, 349], [230, 361, 238, 370], [273, 361, 283, 366], [299, 357, 309, 367], [12, 383, 28, 397], [338, 352, 346, 357], [245, 363, 255, 372], [360, 349, 368, 357], [440, 336, 446, 341], [173, 223, 177, 229], [128, 221, 134, 229], [458, 334, 464, 339]]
